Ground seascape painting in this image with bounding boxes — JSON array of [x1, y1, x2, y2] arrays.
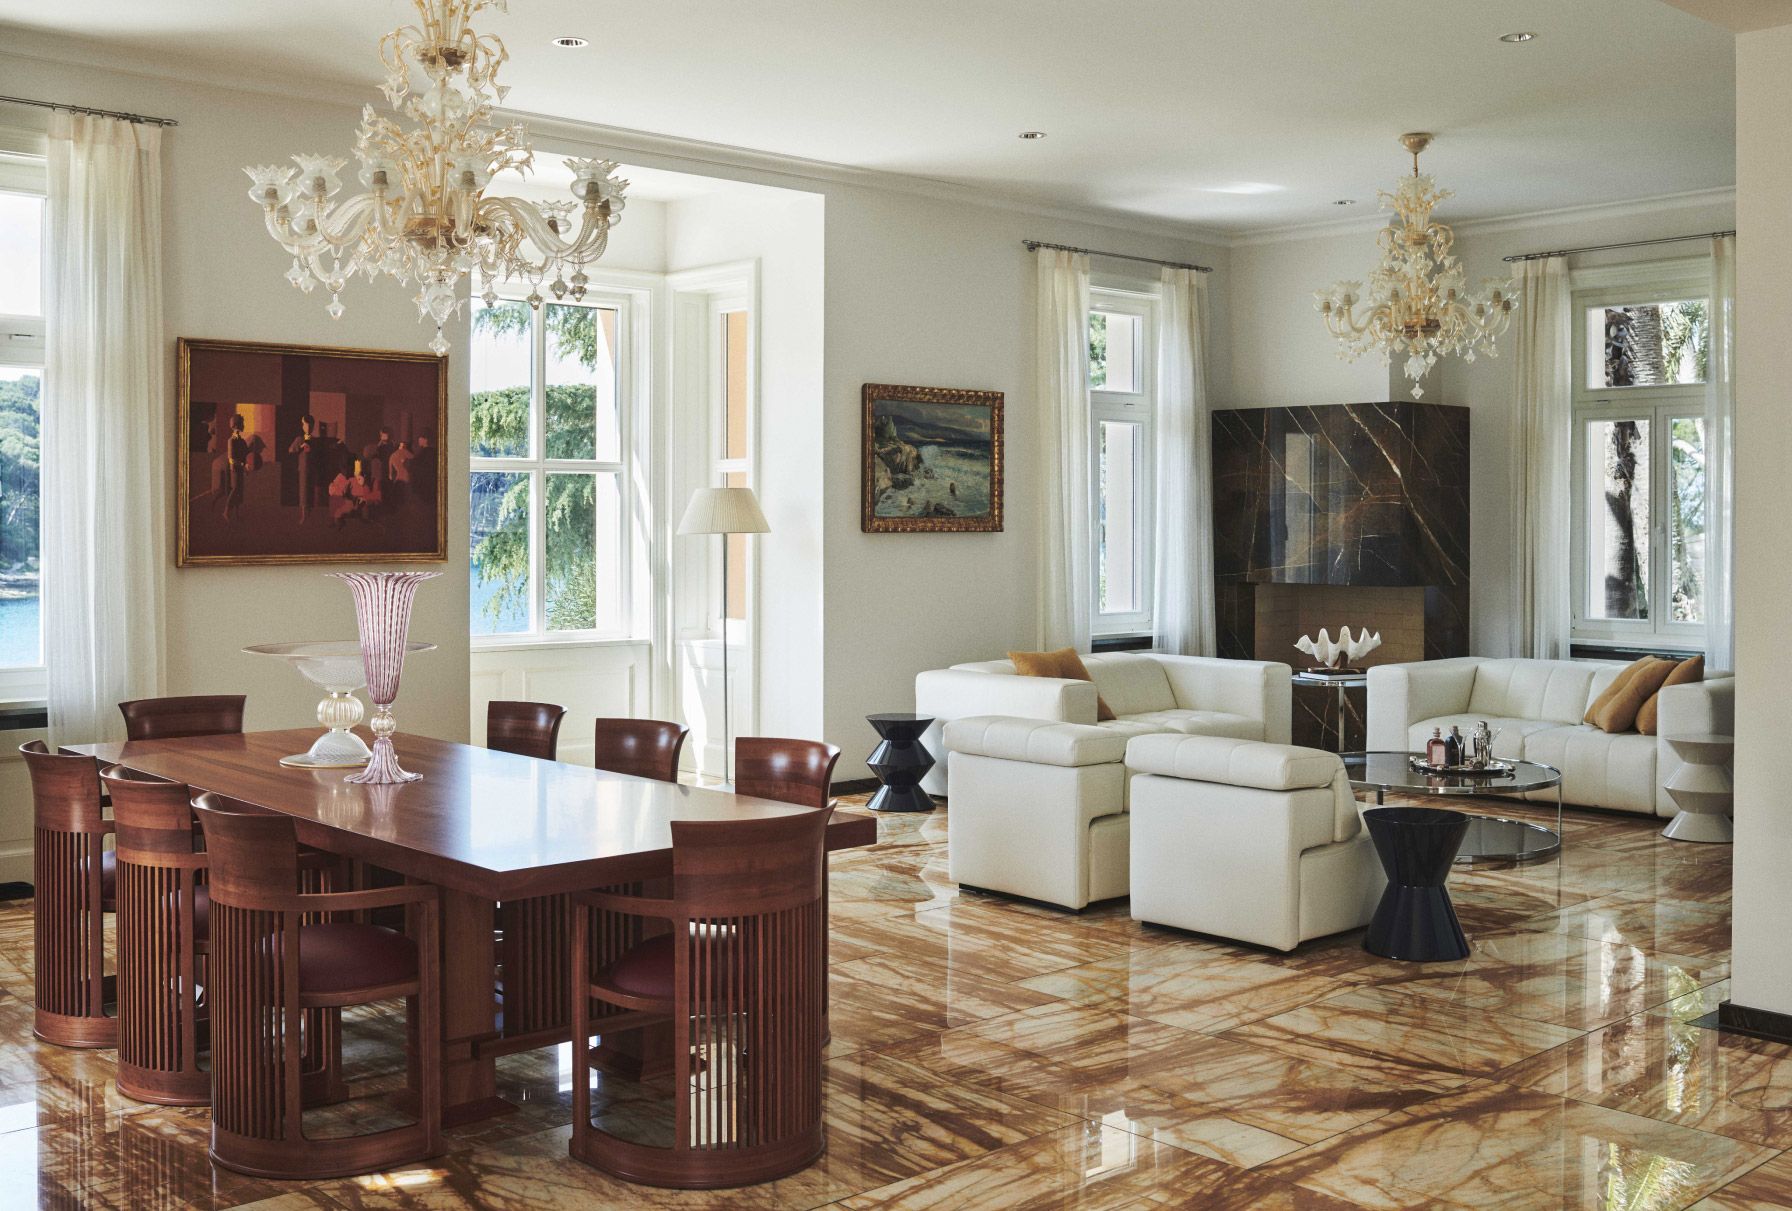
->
[[177, 338, 448, 566], [861, 384, 1003, 533]]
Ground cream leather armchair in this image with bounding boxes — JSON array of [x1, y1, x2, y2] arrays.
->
[[1127, 735, 1384, 952]]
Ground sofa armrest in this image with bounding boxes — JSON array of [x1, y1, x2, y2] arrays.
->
[[1657, 675, 1734, 738], [1366, 658, 1483, 752], [1152, 655, 1293, 744], [915, 668, 1098, 725]]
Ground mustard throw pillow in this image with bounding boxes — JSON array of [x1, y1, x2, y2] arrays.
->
[[1006, 647, 1116, 721], [1582, 658, 1656, 726], [1595, 658, 1678, 733], [1637, 655, 1705, 736]]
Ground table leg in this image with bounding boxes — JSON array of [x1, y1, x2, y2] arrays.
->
[[436, 888, 510, 1127], [1376, 787, 1385, 806]]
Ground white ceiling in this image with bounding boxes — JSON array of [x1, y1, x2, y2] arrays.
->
[[0, 0, 1739, 235]]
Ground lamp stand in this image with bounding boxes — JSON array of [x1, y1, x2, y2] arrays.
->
[[720, 541, 732, 787]]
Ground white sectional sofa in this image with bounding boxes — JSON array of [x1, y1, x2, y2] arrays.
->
[[915, 652, 1292, 795], [1367, 657, 1734, 816]]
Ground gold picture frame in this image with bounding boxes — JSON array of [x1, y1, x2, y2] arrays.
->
[[861, 383, 1004, 533], [176, 336, 448, 567]]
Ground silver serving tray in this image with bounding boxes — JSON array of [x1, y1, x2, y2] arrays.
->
[[1409, 756, 1516, 777]]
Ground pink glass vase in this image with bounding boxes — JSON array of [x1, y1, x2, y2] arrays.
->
[[332, 570, 439, 784]]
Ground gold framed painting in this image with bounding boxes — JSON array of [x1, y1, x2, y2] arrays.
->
[[861, 383, 1004, 533], [176, 337, 448, 567]]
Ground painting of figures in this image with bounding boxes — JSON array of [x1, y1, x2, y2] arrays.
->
[[861, 383, 1003, 533], [177, 338, 447, 565]]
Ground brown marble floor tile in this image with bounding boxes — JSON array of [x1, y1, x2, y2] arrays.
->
[[1260, 1081, 1773, 1211], [1511, 891, 1732, 960], [829, 902, 1146, 984], [1498, 1010, 1792, 1147], [826, 951, 1063, 1053], [1688, 1151, 1792, 1209], [833, 1123, 1233, 1209], [1225, 986, 1583, 1091]]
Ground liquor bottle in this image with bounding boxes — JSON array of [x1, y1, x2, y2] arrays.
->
[[1444, 726, 1464, 766], [1426, 727, 1448, 766]]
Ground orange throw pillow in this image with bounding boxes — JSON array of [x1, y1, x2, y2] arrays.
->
[[1583, 658, 1656, 726], [1637, 655, 1705, 736], [1594, 658, 1678, 733], [1007, 647, 1116, 721]]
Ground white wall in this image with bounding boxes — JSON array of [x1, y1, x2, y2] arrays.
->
[[0, 51, 473, 748], [1225, 192, 1735, 658], [1730, 21, 1792, 1017]]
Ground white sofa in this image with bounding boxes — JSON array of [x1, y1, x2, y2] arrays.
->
[[1367, 657, 1735, 816], [916, 652, 1292, 795], [1127, 735, 1385, 951], [942, 716, 1131, 910]]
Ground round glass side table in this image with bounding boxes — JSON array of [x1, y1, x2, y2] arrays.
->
[[1342, 751, 1564, 865]]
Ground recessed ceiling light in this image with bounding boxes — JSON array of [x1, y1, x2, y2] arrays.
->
[[1332, 199, 1357, 206], [1203, 182, 1285, 195], [1018, 130, 1047, 140], [1499, 31, 1536, 42], [551, 36, 589, 48]]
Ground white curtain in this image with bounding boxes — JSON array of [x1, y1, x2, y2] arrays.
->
[[1509, 255, 1573, 660], [1153, 266, 1216, 655], [1704, 234, 1736, 672], [1035, 247, 1091, 650], [44, 112, 167, 744]]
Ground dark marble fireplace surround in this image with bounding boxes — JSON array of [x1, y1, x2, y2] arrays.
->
[[1212, 402, 1470, 746]]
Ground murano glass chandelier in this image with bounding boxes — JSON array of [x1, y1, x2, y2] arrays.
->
[[1314, 133, 1518, 399], [244, 0, 628, 355]]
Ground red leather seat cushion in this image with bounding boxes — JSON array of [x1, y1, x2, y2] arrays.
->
[[598, 932, 746, 1001], [297, 922, 418, 997]]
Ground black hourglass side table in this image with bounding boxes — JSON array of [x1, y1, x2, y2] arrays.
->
[[1362, 806, 1471, 962], [866, 713, 936, 813]]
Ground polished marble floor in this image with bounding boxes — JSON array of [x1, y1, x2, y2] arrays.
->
[[0, 791, 1773, 1209]]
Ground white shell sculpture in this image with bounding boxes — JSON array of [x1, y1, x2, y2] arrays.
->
[[1295, 626, 1383, 668]]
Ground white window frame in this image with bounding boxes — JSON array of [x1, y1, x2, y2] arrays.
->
[[469, 272, 653, 650], [0, 152, 47, 702], [1089, 283, 1158, 638], [1569, 258, 1709, 651]]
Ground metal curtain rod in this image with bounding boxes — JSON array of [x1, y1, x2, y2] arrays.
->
[[1024, 239, 1212, 274], [1502, 229, 1734, 263], [0, 94, 179, 128]]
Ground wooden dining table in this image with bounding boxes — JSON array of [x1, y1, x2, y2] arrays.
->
[[75, 728, 878, 1125]]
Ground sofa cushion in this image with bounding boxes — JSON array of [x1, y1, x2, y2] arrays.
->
[[1638, 655, 1704, 736], [1119, 709, 1260, 740], [1521, 725, 1658, 814], [1125, 734, 1340, 791], [1406, 716, 1558, 761], [944, 716, 1129, 767], [1465, 659, 1626, 726], [1582, 657, 1655, 726], [1081, 653, 1179, 717], [1593, 658, 1677, 733], [1008, 648, 1116, 720]]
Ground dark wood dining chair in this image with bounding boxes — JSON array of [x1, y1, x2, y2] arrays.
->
[[486, 700, 568, 761], [497, 718, 689, 1047], [118, 695, 248, 741], [592, 718, 689, 783], [570, 810, 832, 1189], [22, 741, 116, 1047], [734, 737, 842, 810], [102, 765, 210, 1105], [194, 794, 442, 1180]]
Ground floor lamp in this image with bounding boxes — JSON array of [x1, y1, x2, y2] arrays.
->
[[677, 486, 770, 786]]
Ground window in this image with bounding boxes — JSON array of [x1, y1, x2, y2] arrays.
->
[[0, 155, 45, 696], [1088, 288, 1156, 636], [1570, 261, 1709, 649], [468, 287, 641, 641]]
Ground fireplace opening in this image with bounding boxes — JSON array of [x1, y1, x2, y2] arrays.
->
[[1254, 584, 1427, 669]]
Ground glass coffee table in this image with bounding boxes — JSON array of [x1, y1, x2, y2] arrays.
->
[[1342, 751, 1564, 865]]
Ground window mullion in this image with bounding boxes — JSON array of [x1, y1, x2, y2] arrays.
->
[[532, 307, 548, 635]]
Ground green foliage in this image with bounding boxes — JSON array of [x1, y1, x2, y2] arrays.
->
[[1088, 312, 1109, 389], [468, 304, 603, 631], [0, 373, 40, 573]]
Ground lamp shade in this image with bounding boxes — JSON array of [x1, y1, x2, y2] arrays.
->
[[677, 486, 770, 536]]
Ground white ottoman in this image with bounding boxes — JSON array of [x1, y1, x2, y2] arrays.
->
[[1127, 734, 1385, 952], [942, 715, 1132, 910]]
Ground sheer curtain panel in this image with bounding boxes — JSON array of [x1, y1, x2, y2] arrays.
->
[[1035, 247, 1091, 650], [1153, 266, 1216, 655], [1704, 234, 1736, 672], [44, 111, 167, 743], [1509, 255, 1572, 660]]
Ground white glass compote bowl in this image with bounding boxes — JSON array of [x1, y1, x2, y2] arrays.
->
[[241, 640, 436, 769]]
